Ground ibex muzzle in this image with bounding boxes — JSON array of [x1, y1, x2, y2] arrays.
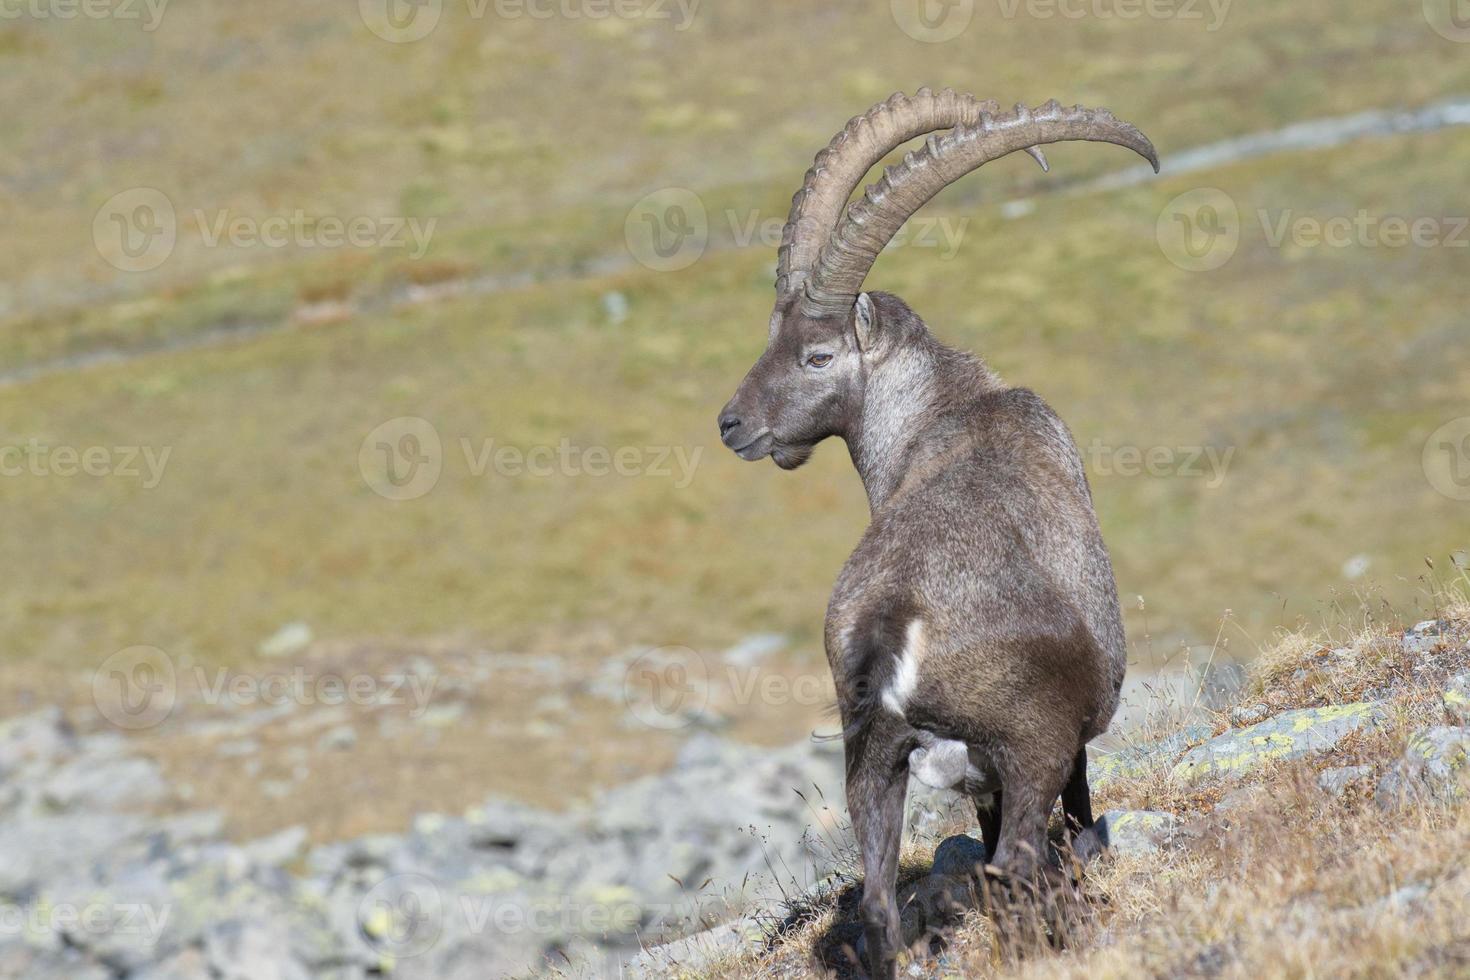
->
[[718, 90, 1158, 979]]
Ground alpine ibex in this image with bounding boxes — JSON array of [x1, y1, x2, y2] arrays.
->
[[717, 90, 1158, 977]]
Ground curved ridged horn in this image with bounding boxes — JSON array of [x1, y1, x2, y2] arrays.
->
[[800, 100, 1160, 319], [774, 88, 1049, 296]]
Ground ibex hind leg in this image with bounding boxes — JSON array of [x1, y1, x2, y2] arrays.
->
[[845, 713, 910, 980], [1061, 747, 1109, 865], [972, 788, 1002, 863]]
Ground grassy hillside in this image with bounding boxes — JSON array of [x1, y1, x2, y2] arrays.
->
[[2, 2, 1468, 830]]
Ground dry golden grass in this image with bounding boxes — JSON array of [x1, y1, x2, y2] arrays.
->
[[680, 594, 1470, 979]]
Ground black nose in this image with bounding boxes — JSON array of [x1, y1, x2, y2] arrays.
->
[[718, 413, 741, 439]]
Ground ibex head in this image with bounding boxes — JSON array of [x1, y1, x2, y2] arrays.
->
[[718, 90, 1158, 469]]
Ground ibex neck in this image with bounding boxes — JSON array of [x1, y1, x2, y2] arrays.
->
[[846, 340, 1000, 512]]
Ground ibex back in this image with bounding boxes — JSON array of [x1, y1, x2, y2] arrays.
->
[[717, 90, 1158, 978]]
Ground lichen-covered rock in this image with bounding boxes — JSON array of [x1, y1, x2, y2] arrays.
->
[[1171, 703, 1386, 784], [1444, 673, 1470, 724], [1089, 810, 1180, 857], [1088, 724, 1214, 791], [1376, 726, 1470, 808]]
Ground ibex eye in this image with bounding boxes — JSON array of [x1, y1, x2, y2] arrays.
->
[[807, 353, 834, 368]]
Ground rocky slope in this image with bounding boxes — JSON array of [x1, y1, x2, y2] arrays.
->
[[636, 609, 1470, 979], [2, 608, 1466, 979], [0, 711, 858, 978]]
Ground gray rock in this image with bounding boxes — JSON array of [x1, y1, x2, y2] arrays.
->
[[1088, 809, 1180, 857], [0, 945, 111, 980], [215, 738, 260, 758], [131, 948, 211, 980], [628, 905, 779, 978], [1172, 703, 1386, 783], [41, 755, 169, 812], [0, 812, 153, 894], [721, 634, 786, 668], [1229, 703, 1270, 726], [242, 825, 309, 868], [1445, 672, 1470, 724], [204, 918, 312, 980], [930, 833, 987, 878], [1318, 765, 1373, 796], [1377, 726, 1470, 807], [258, 622, 314, 659], [316, 724, 357, 751], [0, 708, 74, 769], [1087, 723, 1214, 790], [1403, 620, 1446, 656], [601, 290, 629, 324]]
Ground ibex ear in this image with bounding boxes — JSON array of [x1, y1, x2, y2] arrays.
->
[[852, 292, 876, 352]]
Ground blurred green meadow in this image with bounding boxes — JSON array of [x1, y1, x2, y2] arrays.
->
[[2, 0, 1469, 826]]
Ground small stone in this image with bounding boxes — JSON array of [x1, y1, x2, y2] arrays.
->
[[317, 724, 357, 751], [416, 703, 465, 729], [1444, 673, 1470, 724], [0, 707, 75, 768], [1230, 703, 1270, 726], [930, 833, 988, 878], [1089, 809, 1180, 857], [241, 824, 309, 867], [1214, 784, 1268, 813], [721, 633, 786, 668], [1376, 726, 1470, 807], [41, 755, 168, 812], [1318, 765, 1373, 796], [601, 290, 629, 324], [258, 623, 313, 659], [204, 918, 311, 980], [216, 738, 260, 758]]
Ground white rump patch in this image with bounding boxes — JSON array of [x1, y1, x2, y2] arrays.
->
[[881, 619, 924, 716]]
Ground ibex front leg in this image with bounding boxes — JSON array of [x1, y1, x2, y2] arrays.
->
[[845, 714, 910, 980]]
